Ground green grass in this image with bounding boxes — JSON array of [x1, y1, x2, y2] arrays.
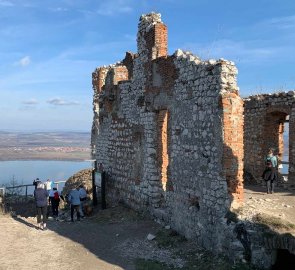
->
[[135, 253, 259, 270], [253, 213, 295, 231], [152, 229, 259, 270]]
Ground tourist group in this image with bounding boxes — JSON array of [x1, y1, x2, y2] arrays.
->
[[33, 178, 87, 230]]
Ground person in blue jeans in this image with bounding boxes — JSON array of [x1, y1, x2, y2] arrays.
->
[[68, 187, 81, 222]]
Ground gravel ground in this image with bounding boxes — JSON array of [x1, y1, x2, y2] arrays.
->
[[1, 185, 294, 270], [243, 184, 295, 226]]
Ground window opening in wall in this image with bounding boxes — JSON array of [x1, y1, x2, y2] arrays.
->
[[280, 115, 289, 181], [157, 110, 169, 191]]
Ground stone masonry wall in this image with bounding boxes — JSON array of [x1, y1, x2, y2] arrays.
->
[[244, 92, 295, 186], [91, 12, 244, 261]]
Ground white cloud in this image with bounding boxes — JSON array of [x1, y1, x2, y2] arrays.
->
[[96, 0, 133, 16], [264, 15, 295, 30], [22, 98, 38, 105], [183, 39, 278, 64], [49, 7, 68, 12], [0, 0, 14, 7], [47, 98, 80, 106], [17, 56, 31, 67]]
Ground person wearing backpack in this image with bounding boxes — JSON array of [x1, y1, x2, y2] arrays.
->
[[48, 187, 62, 218], [52, 187, 63, 218], [262, 148, 278, 194]]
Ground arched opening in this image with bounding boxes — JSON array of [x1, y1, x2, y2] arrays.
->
[[263, 111, 288, 159], [272, 249, 295, 270], [263, 111, 289, 181]]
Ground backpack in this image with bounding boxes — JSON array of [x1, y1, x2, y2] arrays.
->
[[54, 191, 59, 201], [266, 157, 272, 168]]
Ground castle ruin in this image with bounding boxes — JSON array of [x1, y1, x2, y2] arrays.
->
[[244, 93, 295, 186], [91, 12, 294, 268]]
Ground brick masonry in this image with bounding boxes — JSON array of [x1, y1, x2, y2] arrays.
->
[[91, 12, 245, 261], [244, 92, 295, 186]]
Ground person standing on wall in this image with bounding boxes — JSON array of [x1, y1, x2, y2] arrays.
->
[[262, 148, 278, 194], [34, 182, 48, 230]]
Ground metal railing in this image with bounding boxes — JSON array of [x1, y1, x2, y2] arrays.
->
[[2, 181, 66, 200]]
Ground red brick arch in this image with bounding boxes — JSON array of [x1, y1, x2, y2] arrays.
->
[[263, 110, 289, 160]]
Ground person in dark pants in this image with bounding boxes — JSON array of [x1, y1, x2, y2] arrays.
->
[[34, 182, 48, 230], [68, 187, 81, 222], [50, 187, 63, 218], [262, 148, 278, 194]]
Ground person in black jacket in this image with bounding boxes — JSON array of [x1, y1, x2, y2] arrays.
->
[[262, 148, 278, 194], [33, 178, 41, 190]]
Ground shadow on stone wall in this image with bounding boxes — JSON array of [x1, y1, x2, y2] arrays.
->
[[223, 144, 242, 206]]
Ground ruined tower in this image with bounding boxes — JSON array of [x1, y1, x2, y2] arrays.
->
[[91, 12, 244, 256]]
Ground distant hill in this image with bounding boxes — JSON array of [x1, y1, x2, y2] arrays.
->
[[0, 131, 91, 161]]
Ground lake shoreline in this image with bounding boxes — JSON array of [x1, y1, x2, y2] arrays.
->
[[0, 157, 91, 162], [0, 160, 93, 189]]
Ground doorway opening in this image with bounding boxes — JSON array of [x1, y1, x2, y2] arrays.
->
[[157, 110, 169, 191], [263, 111, 289, 175], [280, 115, 289, 181]]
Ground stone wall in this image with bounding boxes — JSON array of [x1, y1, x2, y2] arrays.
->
[[91, 12, 244, 261], [244, 92, 295, 186]]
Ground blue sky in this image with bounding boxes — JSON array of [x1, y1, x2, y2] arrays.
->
[[0, 0, 294, 131]]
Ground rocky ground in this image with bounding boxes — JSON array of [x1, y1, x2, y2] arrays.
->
[[1, 202, 257, 270], [242, 184, 295, 233], [1, 184, 294, 270]]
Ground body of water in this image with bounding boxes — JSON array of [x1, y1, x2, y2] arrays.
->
[[0, 160, 92, 194]]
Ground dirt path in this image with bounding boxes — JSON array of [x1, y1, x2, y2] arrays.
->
[[1, 186, 294, 270], [0, 207, 161, 270], [244, 185, 295, 226]]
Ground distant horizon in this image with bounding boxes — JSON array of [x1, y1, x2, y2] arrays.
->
[[1, 1, 294, 130], [0, 129, 90, 133]]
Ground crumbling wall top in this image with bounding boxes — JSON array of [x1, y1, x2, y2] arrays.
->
[[137, 12, 167, 60], [244, 90, 295, 102], [138, 12, 162, 31]]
